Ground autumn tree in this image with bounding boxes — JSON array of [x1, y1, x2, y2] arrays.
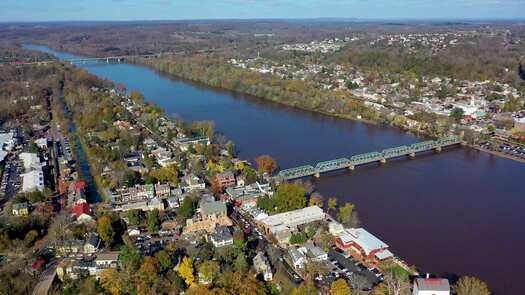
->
[[272, 183, 307, 213], [119, 244, 142, 272], [337, 202, 356, 227], [100, 268, 126, 295], [139, 256, 159, 286], [453, 276, 491, 295], [328, 197, 337, 214], [150, 164, 179, 184], [155, 250, 172, 272], [309, 192, 324, 207], [450, 107, 465, 123], [255, 155, 277, 175], [127, 209, 142, 226], [147, 209, 161, 233], [97, 215, 115, 246], [234, 252, 249, 273], [198, 260, 220, 284], [292, 281, 318, 295], [129, 90, 145, 104], [178, 256, 195, 287], [331, 278, 352, 295]]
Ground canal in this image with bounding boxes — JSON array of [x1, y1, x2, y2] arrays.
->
[[26, 44, 525, 294]]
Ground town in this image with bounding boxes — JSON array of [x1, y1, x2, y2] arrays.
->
[[0, 56, 490, 295], [229, 49, 525, 162]]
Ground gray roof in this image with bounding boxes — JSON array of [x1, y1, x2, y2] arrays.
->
[[415, 278, 450, 291], [200, 201, 226, 217], [85, 233, 100, 247], [13, 202, 28, 210], [210, 226, 233, 242]]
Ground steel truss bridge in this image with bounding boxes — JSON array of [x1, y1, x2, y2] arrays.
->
[[277, 136, 462, 180]]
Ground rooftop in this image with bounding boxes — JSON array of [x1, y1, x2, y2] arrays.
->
[[345, 228, 389, 255], [200, 201, 227, 217], [415, 278, 450, 291]]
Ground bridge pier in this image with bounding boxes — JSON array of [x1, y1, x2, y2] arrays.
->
[[348, 165, 355, 171], [314, 172, 320, 178], [379, 158, 386, 164], [435, 146, 442, 153], [409, 152, 416, 158]]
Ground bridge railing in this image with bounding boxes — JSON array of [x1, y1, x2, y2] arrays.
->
[[382, 145, 412, 158], [278, 165, 316, 179], [315, 158, 351, 172], [276, 136, 463, 180]]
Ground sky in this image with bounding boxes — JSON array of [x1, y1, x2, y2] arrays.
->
[[1, 0, 524, 22]]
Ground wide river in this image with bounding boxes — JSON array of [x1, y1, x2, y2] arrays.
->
[[27, 45, 524, 294]]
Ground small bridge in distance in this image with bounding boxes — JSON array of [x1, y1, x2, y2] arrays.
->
[[277, 135, 463, 181], [2, 52, 173, 66]]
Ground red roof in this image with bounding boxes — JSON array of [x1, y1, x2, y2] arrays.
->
[[32, 258, 46, 270], [75, 181, 87, 193], [72, 202, 91, 218]]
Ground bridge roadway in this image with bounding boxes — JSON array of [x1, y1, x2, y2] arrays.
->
[[1, 53, 172, 66], [277, 136, 462, 180]]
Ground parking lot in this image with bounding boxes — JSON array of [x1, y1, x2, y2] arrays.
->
[[498, 143, 525, 160], [327, 247, 381, 291], [1, 153, 23, 204]]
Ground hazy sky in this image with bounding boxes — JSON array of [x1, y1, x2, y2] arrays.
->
[[1, 0, 524, 22]]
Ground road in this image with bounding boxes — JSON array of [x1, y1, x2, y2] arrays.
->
[[31, 260, 59, 295]]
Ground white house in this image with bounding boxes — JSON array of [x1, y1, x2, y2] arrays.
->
[[288, 248, 307, 269]]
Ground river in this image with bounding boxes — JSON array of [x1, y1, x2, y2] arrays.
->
[[25, 44, 525, 294]]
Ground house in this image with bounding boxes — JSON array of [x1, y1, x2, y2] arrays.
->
[[215, 171, 236, 189], [335, 228, 393, 261], [83, 233, 101, 255], [226, 182, 270, 208], [175, 136, 210, 151], [72, 202, 94, 224], [12, 202, 29, 216], [208, 226, 233, 248], [184, 201, 232, 234], [167, 197, 179, 209], [302, 243, 328, 262], [181, 174, 206, 192], [127, 228, 141, 237], [288, 248, 307, 269], [155, 183, 171, 198], [253, 252, 273, 281], [413, 277, 450, 295], [54, 239, 84, 256], [201, 201, 227, 220], [95, 251, 120, 276]]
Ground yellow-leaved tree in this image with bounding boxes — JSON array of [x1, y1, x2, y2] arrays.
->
[[330, 278, 352, 295], [178, 256, 195, 286]]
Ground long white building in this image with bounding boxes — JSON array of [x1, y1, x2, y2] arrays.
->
[[259, 206, 325, 244]]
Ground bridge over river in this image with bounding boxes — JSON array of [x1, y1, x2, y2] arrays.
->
[[277, 135, 463, 180]]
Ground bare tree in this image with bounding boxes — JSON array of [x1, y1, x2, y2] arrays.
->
[[349, 273, 368, 294], [384, 270, 411, 295]]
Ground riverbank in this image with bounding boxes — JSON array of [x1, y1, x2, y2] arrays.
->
[[137, 58, 525, 167], [470, 144, 525, 164]]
